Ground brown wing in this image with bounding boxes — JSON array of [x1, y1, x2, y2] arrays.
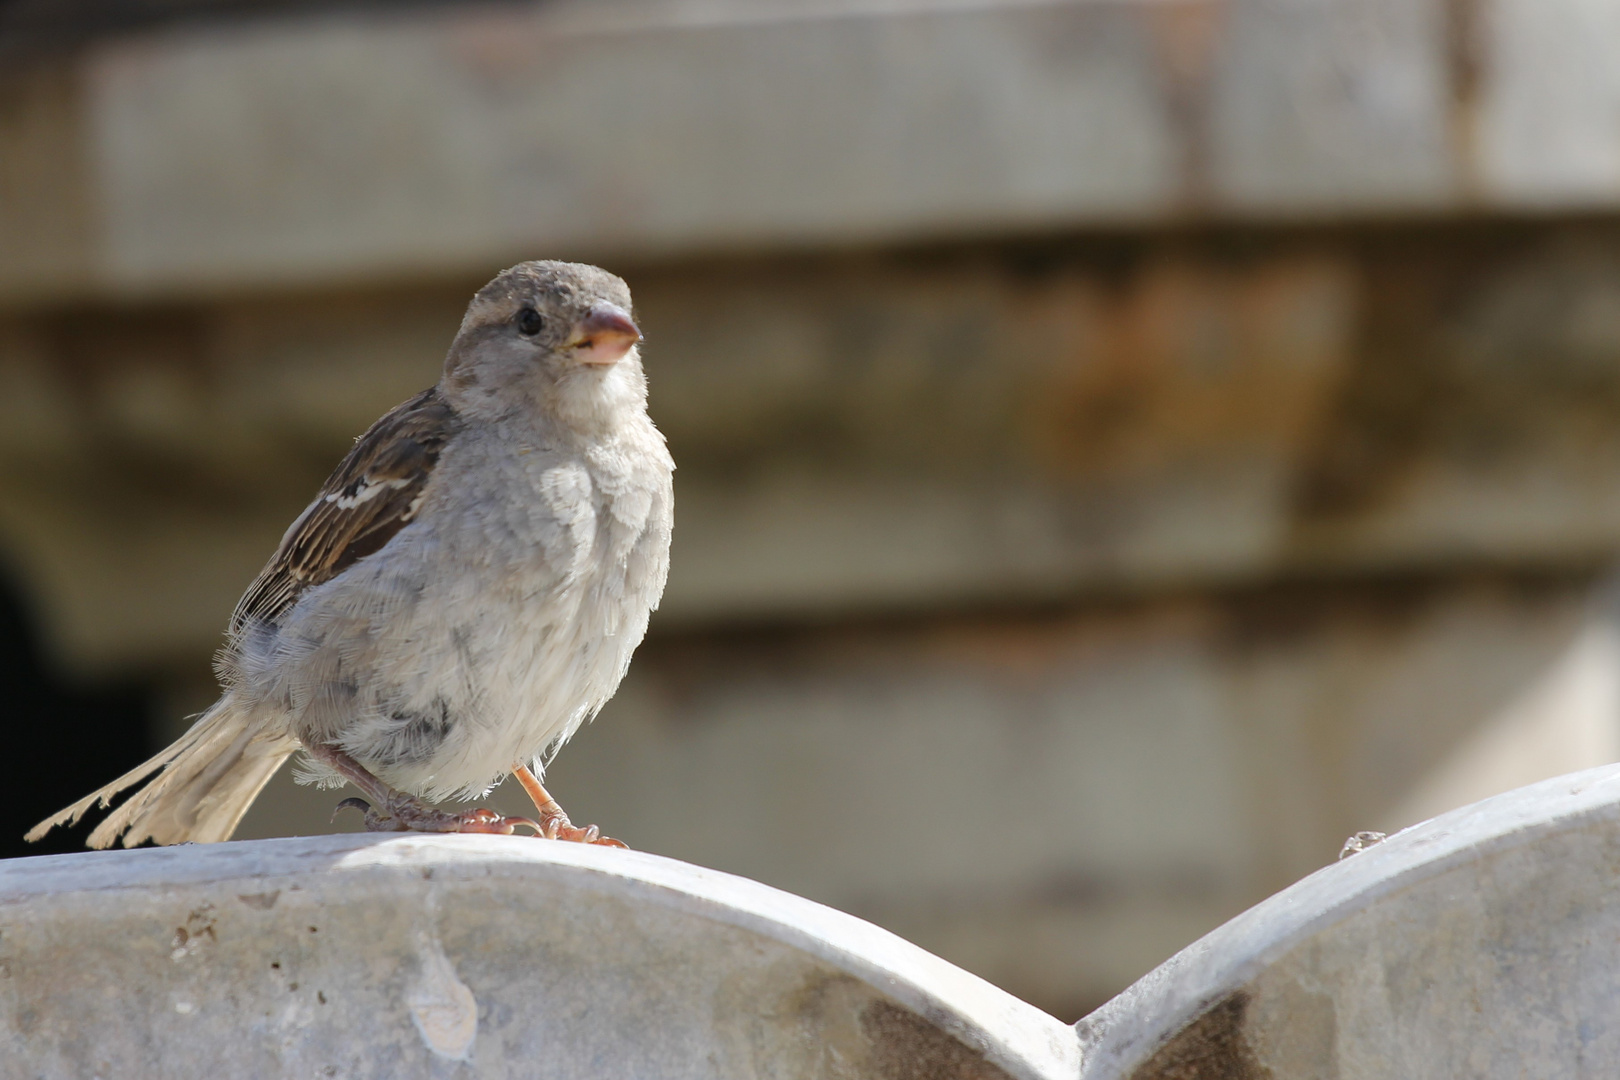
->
[[230, 386, 460, 636]]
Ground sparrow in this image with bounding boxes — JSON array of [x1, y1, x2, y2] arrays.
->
[[28, 261, 673, 849]]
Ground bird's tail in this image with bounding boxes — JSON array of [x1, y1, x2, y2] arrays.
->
[[25, 696, 297, 849]]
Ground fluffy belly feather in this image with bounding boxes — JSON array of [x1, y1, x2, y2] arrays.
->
[[305, 550, 646, 800], [249, 427, 671, 804]]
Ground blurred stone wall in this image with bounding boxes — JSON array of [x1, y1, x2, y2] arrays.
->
[[6, 0, 1620, 1019]]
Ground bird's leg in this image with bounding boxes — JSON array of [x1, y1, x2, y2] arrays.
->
[[513, 764, 628, 848], [308, 743, 542, 836]]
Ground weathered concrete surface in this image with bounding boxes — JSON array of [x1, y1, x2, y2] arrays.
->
[[6, 0, 1620, 303], [1075, 762, 1620, 1078], [0, 834, 1080, 1079]]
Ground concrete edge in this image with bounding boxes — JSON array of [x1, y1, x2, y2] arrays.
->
[[1072, 761, 1620, 1078], [0, 834, 1081, 1080]]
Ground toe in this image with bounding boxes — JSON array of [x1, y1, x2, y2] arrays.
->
[[499, 815, 544, 837], [450, 810, 545, 836], [455, 810, 515, 835], [551, 823, 628, 848]]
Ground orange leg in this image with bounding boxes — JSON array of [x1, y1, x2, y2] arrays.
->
[[513, 764, 628, 848]]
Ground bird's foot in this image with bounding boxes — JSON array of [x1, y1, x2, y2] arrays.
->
[[535, 805, 628, 848], [509, 762, 629, 847], [334, 796, 542, 836]]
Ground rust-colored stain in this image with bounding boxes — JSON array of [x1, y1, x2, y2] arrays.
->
[[1131, 991, 1273, 1080], [763, 969, 1016, 1080], [1022, 254, 1353, 479], [860, 999, 1013, 1080]]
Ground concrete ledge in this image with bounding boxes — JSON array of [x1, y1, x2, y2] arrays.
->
[[1076, 762, 1620, 1078], [6, 0, 1620, 302], [0, 834, 1080, 1079]]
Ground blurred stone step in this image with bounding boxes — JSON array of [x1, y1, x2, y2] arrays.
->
[[6, 0, 1620, 303]]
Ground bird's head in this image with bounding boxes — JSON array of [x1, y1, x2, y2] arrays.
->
[[443, 261, 646, 428]]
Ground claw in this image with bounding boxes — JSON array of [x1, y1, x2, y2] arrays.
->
[[332, 794, 544, 836], [333, 796, 409, 832], [333, 796, 371, 823]]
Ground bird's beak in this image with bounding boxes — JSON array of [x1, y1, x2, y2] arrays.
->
[[570, 303, 641, 366]]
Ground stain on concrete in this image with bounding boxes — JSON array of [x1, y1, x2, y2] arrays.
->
[[860, 999, 1014, 1080], [1245, 978, 1339, 1080], [739, 966, 1018, 1080], [169, 904, 217, 962], [1289, 246, 1448, 521], [1443, 0, 1484, 197], [406, 931, 476, 1062], [1131, 991, 1272, 1080]]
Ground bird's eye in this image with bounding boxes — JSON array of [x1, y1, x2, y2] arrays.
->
[[515, 307, 545, 336]]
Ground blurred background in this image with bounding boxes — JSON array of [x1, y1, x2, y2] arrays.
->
[[6, 0, 1620, 1022]]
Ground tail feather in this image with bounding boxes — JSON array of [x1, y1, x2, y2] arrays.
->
[[27, 697, 296, 849]]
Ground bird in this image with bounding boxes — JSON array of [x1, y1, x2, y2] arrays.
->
[[28, 260, 673, 850]]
